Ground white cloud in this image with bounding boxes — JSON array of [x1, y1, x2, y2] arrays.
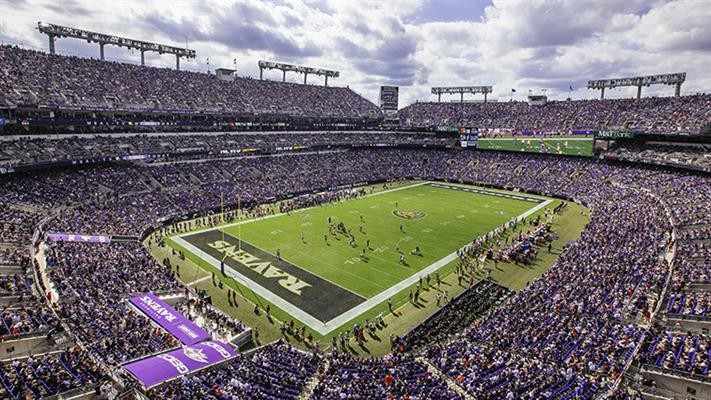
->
[[0, 0, 708, 107]]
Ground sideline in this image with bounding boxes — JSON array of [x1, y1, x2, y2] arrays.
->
[[173, 194, 553, 335]]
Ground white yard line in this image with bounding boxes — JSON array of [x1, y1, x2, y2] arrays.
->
[[173, 194, 554, 335], [186, 275, 212, 286], [320, 198, 554, 332], [172, 235, 332, 331], [221, 231, 372, 298]]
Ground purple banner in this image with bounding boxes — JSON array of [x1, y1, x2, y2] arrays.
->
[[46, 233, 111, 243], [129, 293, 210, 345], [123, 340, 237, 388]]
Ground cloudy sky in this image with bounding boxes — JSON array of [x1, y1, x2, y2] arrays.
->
[[1, 0, 709, 107]]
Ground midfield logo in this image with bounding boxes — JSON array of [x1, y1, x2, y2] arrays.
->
[[392, 210, 427, 220], [207, 240, 312, 296]]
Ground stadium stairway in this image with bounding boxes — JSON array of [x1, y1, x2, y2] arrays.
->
[[297, 356, 329, 400], [141, 172, 164, 191], [187, 171, 204, 186], [418, 357, 476, 400]]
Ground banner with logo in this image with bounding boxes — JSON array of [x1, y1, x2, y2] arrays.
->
[[129, 293, 210, 345], [123, 340, 237, 388], [46, 233, 112, 243], [596, 130, 636, 138]]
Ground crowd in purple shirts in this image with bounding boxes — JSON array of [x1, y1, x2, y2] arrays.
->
[[0, 248, 31, 267], [0, 347, 104, 400], [0, 132, 452, 169], [0, 141, 707, 398], [45, 241, 183, 367], [311, 353, 462, 400], [639, 331, 710, 377], [427, 340, 602, 399], [0, 45, 380, 119], [0, 207, 45, 244], [42, 239, 251, 372], [605, 142, 711, 172], [0, 273, 34, 296], [0, 304, 58, 337], [148, 341, 319, 400], [398, 94, 711, 133], [666, 291, 710, 318]]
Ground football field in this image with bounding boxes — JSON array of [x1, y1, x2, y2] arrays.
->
[[170, 181, 552, 335], [477, 136, 594, 155]]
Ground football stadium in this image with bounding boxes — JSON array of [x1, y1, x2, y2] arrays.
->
[[0, 1, 709, 399]]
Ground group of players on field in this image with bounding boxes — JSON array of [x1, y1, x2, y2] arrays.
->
[[290, 210, 422, 266]]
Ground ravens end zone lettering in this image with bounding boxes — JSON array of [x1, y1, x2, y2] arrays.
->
[[180, 229, 366, 322], [208, 240, 312, 295]]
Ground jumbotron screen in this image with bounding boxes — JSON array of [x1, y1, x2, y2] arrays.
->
[[459, 128, 478, 148]]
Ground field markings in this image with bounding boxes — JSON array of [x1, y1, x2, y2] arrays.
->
[[174, 181, 430, 238], [172, 183, 554, 335], [222, 231, 382, 295], [238, 224, 407, 287], [427, 182, 544, 203], [254, 237, 397, 290], [186, 275, 212, 286], [313, 197, 554, 333]]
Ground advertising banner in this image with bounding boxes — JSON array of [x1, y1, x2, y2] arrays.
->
[[129, 292, 210, 345], [123, 340, 237, 388], [596, 130, 636, 138], [46, 233, 112, 243]]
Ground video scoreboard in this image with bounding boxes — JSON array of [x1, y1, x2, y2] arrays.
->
[[379, 86, 399, 117], [459, 128, 478, 148]]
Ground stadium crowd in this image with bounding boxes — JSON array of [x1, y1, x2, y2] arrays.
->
[[0, 304, 58, 337], [0, 142, 707, 398], [311, 354, 462, 400], [0, 132, 453, 169], [0, 46, 380, 120], [148, 341, 319, 400], [45, 241, 184, 366], [0, 347, 104, 400], [605, 142, 711, 172], [398, 94, 711, 134]]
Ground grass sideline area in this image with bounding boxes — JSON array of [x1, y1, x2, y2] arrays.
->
[[477, 136, 594, 156], [151, 181, 589, 356]]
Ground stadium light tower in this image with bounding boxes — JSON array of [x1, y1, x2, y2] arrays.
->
[[36, 22, 196, 70], [431, 86, 493, 103], [258, 61, 339, 86], [587, 72, 686, 99]]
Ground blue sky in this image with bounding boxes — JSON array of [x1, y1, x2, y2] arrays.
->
[[0, 0, 709, 107]]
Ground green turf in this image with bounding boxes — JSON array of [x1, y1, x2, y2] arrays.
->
[[159, 181, 588, 355], [477, 136, 593, 156], [218, 183, 536, 298]]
